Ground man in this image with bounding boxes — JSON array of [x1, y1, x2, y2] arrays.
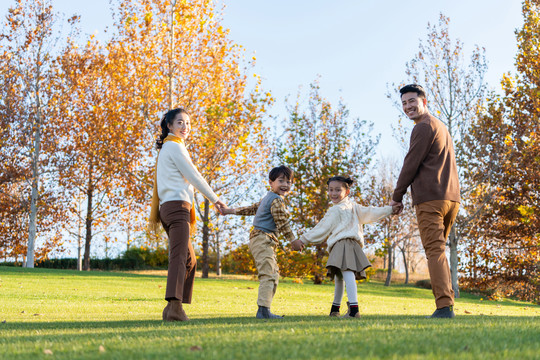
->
[[391, 84, 460, 319]]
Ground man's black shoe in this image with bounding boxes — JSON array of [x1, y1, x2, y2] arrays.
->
[[428, 306, 455, 319]]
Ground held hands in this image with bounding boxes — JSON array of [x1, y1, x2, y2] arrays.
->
[[291, 239, 305, 251], [390, 200, 403, 215], [219, 206, 236, 215]]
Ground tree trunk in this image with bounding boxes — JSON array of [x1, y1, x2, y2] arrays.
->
[[77, 216, 82, 271], [126, 226, 131, 251], [26, 97, 43, 268], [83, 169, 94, 271], [401, 246, 409, 284], [216, 230, 221, 276], [313, 245, 326, 284], [384, 242, 393, 286], [167, 1, 177, 109], [449, 224, 460, 298], [201, 198, 210, 278]]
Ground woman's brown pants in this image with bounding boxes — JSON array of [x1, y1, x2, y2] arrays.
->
[[160, 201, 196, 303]]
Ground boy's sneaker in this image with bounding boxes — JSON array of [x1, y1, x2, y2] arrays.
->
[[256, 306, 283, 319], [329, 312, 340, 317], [428, 306, 455, 319]]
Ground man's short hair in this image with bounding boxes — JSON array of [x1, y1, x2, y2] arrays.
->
[[269, 165, 294, 181], [399, 84, 426, 99]]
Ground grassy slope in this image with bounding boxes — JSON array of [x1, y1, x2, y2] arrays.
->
[[0, 266, 538, 360]]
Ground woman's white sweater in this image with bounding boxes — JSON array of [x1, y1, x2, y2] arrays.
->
[[156, 140, 219, 206], [300, 197, 392, 250]]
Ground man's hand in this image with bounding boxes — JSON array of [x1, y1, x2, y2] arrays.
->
[[390, 200, 403, 215], [291, 239, 304, 251]]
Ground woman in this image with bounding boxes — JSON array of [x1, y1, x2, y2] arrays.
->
[[149, 108, 226, 322]]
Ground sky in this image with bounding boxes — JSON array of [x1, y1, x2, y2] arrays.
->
[[43, 0, 524, 160]]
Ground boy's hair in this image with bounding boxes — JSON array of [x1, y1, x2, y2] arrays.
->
[[399, 84, 426, 99], [327, 176, 354, 189], [269, 165, 294, 181]]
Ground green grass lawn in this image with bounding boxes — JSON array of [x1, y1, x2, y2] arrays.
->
[[0, 266, 538, 360]]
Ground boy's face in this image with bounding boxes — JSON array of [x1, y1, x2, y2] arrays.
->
[[269, 174, 292, 196], [327, 180, 350, 204]]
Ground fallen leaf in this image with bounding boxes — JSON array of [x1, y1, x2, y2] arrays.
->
[[464, 310, 471, 314], [246, 287, 253, 290], [190, 346, 202, 351], [44, 349, 53, 355], [99, 345, 106, 353], [20, 311, 25, 314], [33, 314, 41, 316]]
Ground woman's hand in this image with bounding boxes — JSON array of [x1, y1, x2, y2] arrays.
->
[[214, 200, 227, 215]]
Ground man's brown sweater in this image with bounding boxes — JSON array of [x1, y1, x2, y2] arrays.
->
[[393, 112, 460, 206]]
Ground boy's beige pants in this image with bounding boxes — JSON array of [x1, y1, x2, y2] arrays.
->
[[249, 232, 279, 308]]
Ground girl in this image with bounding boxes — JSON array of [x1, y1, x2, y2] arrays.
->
[[148, 108, 226, 322], [291, 176, 397, 318]]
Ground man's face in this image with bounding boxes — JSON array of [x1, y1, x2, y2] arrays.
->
[[401, 92, 427, 121]]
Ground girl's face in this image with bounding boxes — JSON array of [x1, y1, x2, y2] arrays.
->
[[327, 180, 350, 204], [168, 112, 191, 140]]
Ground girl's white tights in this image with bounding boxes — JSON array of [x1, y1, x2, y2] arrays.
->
[[333, 270, 358, 305]]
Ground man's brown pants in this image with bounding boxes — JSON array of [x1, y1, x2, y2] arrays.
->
[[416, 200, 459, 309], [160, 201, 196, 303]]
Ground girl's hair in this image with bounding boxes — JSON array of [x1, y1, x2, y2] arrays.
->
[[327, 176, 354, 188], [156, 108, 189, 150]]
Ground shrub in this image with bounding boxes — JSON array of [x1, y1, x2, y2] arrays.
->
[[415, 279, 432, 289], [122, 247, 168, 268]]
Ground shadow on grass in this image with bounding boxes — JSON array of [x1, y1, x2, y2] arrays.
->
[[3, 313, 539, 332]]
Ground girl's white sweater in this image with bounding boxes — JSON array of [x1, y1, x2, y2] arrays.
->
[[300, 197, 392, 250], [156, 140, 219, 206]]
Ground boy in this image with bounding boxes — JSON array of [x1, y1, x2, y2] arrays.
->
[[221, 165, 295, 319]]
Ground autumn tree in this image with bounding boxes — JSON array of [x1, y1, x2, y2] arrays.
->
[[110, 0, 273, 277], [278, 80, 379, 283], [388, 13, 488, 296], [0, 0, 72, 265], [462, 0, 540, 303], [53, 33, 150, 270]]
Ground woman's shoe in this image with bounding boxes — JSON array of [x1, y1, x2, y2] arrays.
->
[[165, 300, 189, 321]]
